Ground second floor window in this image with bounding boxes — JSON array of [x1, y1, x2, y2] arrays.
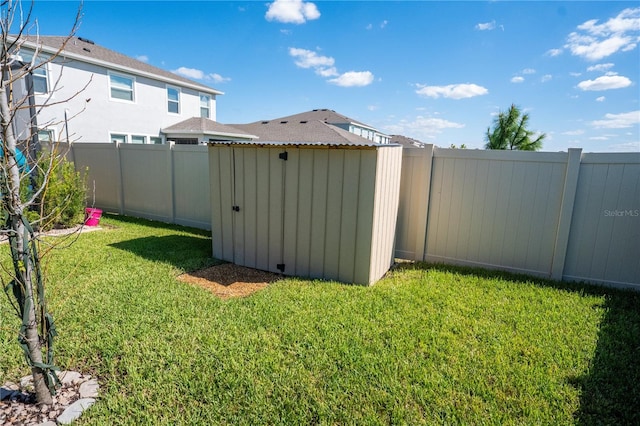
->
[[200, 94, 210, 118], [110, 74, 134, 101], [167, 87, 180, 114], [32, 66, 49, 94]]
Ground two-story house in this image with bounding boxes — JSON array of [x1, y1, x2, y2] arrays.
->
[[9, 35, 255, 145]]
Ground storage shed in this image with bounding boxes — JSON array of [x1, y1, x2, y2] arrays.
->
[[208, 141, 403, 285]]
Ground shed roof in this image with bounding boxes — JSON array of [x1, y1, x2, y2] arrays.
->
[[162, 117, 257, 140], [390, 134, 427, 149], [10, 35, 222, 96]]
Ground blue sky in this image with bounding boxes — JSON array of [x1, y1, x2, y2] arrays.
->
[[29, 1, 640, 152]]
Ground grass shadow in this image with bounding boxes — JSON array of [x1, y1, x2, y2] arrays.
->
[[395, 261, 640, 424], [109, 234, 220, 272]]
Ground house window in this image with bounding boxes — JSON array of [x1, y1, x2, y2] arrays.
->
[[200, 94, 210, 118], [150, 137, 163, 145], [110, 73, 135, 101], [111, 133, 127, 144], [167, 86, 180, 114], [131, 135, 146, 144], [32, 66, 49, 94], [37, 129, 54, 142]]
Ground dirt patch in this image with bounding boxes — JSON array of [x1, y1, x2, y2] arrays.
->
[[178, 263, 282, 299]]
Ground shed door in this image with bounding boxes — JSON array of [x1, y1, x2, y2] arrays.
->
[[231, 147, 287, 273]]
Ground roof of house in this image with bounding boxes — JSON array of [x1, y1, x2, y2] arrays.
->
[[162, 117, 257, 140], [229, 119, 382, 146], [11, 35, 222, 96], [248, 109, 382, 133], [390, 134, 426, 149]]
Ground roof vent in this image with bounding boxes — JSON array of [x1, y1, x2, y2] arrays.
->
[[312, 109, 318, 111], [82, 47, 91, 52], [280, 121, 288, 124], [261, 121, 269, 124], [300, 120, 308, 124], [78, 37, 95, 45]]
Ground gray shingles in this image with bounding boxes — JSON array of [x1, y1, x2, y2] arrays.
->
[[14, 35, 221, 95]]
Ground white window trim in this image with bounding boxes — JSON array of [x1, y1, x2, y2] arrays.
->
[[199, 92, 211, 119], [32, 62, 50, 95], [109, 133, 128, 144], [37, 127, 56, 143], [108, 71, 136, 103], [166, 85, 181, 115]]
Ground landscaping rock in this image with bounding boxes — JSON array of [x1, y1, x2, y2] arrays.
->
[[57, 398, 95, 425], [1, 371, 99, 425], [79, 379, 100, 398]]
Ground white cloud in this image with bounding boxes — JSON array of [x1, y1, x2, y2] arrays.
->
[[384, 115, 465, 140], [415, 83, 488, 99], [209, 73, 231, 84], [380, 20, 388, 29], [289, 47, 372, 87], [289, 47, 334, 69], [366, 23, 373, 30], [591, 110, 640, 128], [172, 67, 231, 83], [587, 63, 614, 72], [608, 141, 640, 152], [266, 0, 320, 24], [562, 130, 585, 136], [328, 71, 374, 87], [172, 66, 205, 80], [541, 74, 553, 83], [475, 21, 496, 31], [577, 74, 632, 90], [136, 55, 149, 63], [565, 7, 640, 60], [547, 48, 563, 57], [522, 68, 536, 74], [596, 96, 606, 102], [367, 105, 379, 111], [511, 76, 525, 83], [315, 67, 338, 77]]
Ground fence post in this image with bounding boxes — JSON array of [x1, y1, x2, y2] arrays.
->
[[168, 142, 176, 224], [551, 148, 582, 280], [115, 141, 125, 215], [416, 145, 434, 261]]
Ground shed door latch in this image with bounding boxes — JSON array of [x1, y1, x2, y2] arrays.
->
[[276, 263, 285, 272], [279, 151, 288, 161], [232, 205, 240, 212]]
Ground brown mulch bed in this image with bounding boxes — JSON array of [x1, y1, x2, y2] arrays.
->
[[178, 263, 282, 299]]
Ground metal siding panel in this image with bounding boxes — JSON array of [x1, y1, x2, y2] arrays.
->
[[338, 150, 361, 283], [354, 150, 377, 285], [294, 150, 314, 277], [242, 148, 258, 269], [255, 149, 272, 271], [283, 149, 301, 275], [233, 148, 246, 266], [218, 146, 235, 262], [369, 146, 403, 283], [309, 150, 329, 279], [268, 148, 284, 273], [323, 150, 345, 281]]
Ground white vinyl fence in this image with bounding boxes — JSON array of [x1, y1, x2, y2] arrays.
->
[[60, 142, 211, 229], [396, 147, 640, 290], [59, 142, 639, 289]]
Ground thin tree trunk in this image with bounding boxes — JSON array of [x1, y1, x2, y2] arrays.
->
[[0, 79, 52, 405]]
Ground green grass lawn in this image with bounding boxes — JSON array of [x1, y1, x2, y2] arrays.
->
[[1, 214, 639, 425]]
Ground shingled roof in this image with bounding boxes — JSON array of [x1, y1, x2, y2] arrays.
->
[[162, 117, 257, 140], [249, 109, 376, 131], [390, 134, 426, 149], [230, 119, 379, 146], [11, 35, 222, 96]]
